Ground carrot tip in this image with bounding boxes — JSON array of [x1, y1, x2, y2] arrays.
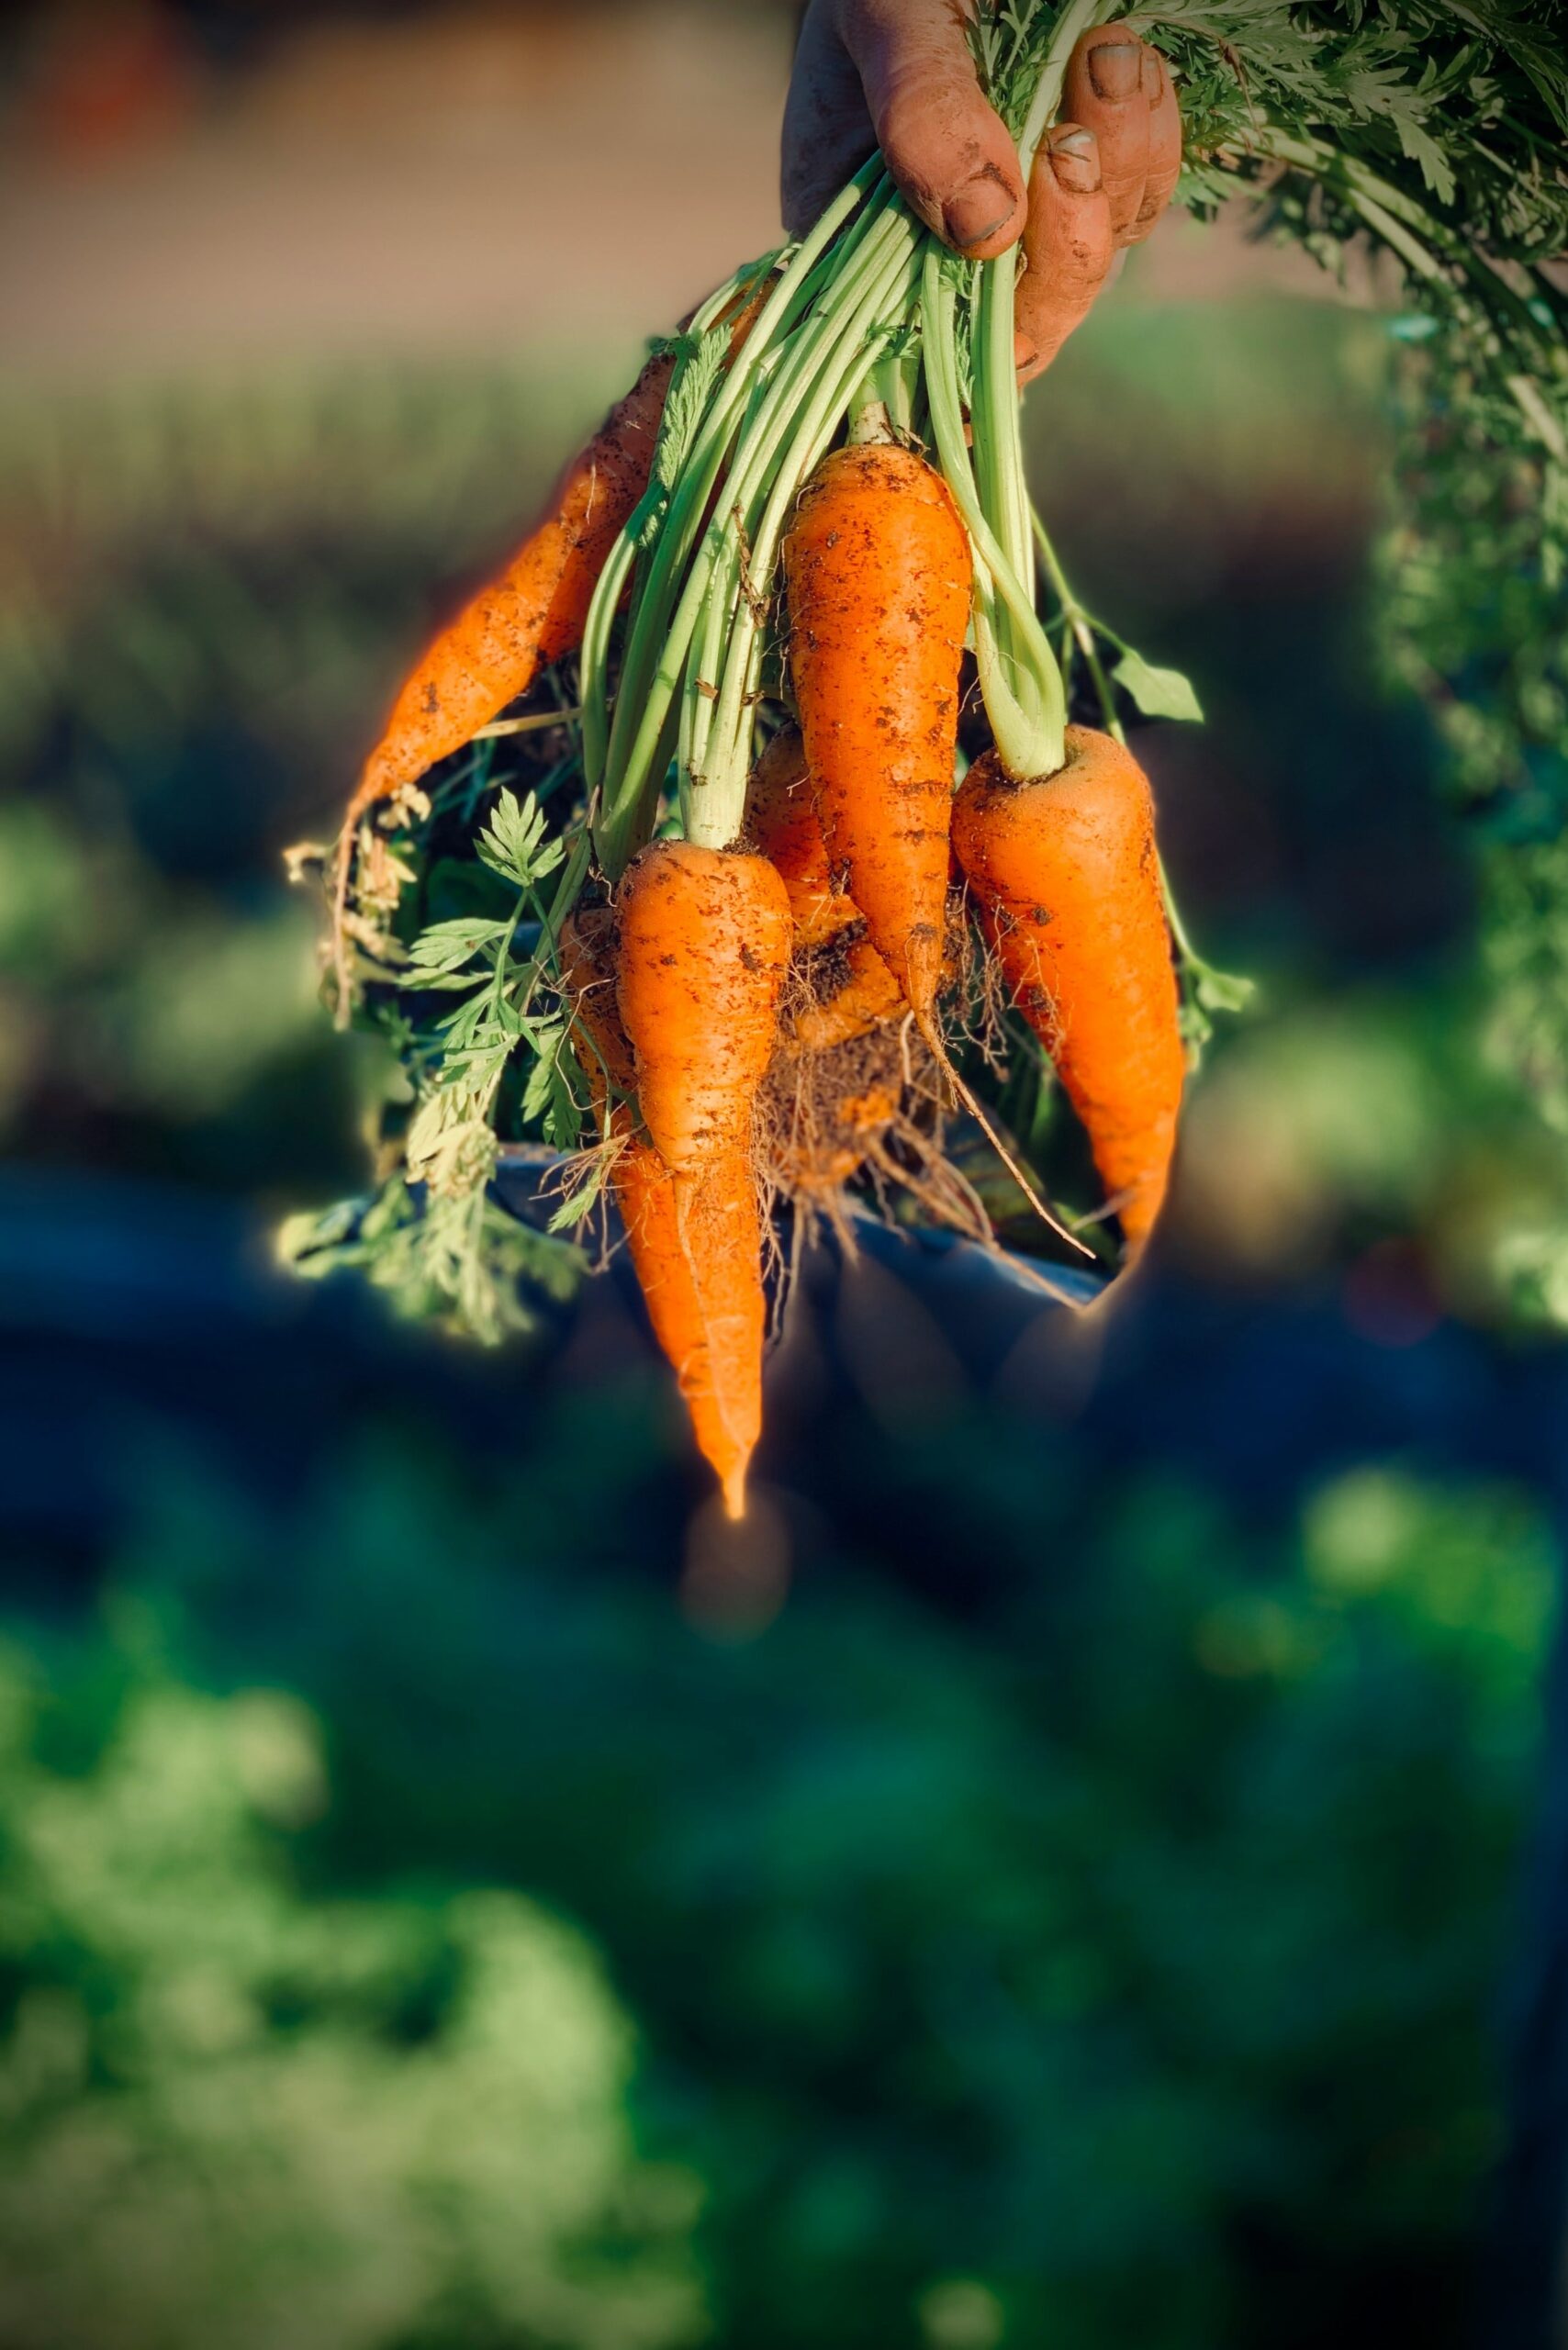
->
[[721, 1462, 750, 1522]]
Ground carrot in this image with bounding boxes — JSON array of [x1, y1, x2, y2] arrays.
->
[[746, 724, 906, 1052], [951, 724, 1184, 1252], [558, 902, 637, 1105], [331, 281, 775, 1019], [791, 934, 907, 1056], [614, 840, 792, 1190], [558, 899, 767, 1521], [781, 442, 971, 1035], [330, 351, 676, 1014], [612, 840, 790, 1520], [615, 1139, 767, 1522], [746, 725, 856, 946]]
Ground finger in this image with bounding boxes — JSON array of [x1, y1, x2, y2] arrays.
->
[[1014, 124, 1115, 386], [1061, 18, 1150, 244], [781, 0, 882, 239], [1124, 45, 1182, 244], [837, 0, 1027, 258]]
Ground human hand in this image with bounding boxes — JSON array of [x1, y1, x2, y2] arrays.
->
[[781, 6, 1182, 383]]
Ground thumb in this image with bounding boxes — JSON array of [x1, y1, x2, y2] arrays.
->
[[836, 0, 1026, 258]]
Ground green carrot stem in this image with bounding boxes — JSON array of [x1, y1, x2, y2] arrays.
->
[[587, 165, 886, 867], [923, 244, 1066, 778], [594, 185, 910, 875]]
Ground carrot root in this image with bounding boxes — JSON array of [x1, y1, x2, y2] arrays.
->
[[782, 442, 972, 1029], [953, 726, 1185, 1253]]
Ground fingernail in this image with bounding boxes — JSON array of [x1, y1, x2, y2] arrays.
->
[[1088, 39, 1142, 101], [943, 172, 1017, 252], [1047, 123, 1101, 194], [1141, 49, 1165, 102]]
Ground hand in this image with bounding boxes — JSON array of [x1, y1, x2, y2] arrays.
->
[[781, 6, 1182, 382]]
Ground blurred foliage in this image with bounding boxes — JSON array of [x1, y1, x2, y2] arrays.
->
[[0, 1416, 1554, 2348], [1372, 330, 1568, 1326], [0, 1645, 706, 2350]]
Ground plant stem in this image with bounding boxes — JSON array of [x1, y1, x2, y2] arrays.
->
[[586, 163, 886, 873], [923, 244, 1066, 779]]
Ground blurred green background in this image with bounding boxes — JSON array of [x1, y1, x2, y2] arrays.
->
[[3, 4, 1567, 2345]]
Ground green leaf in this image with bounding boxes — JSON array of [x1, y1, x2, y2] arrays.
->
[[1113, 650, 1205, 725], [521, 1022, 566, 1128], [476, 790, 564, 890], [406, 917, 510, 975]]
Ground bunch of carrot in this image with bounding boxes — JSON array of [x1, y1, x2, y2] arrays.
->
[[324, 6, 1209, 1516]]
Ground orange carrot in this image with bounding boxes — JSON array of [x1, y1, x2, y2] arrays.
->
[[558, 903, 637, 1106], [330, 352, 675, 1010], [558, 898, 767, 1520], [747, 724, 906, 1053], [331, 284, 773, 1017], [951, 724, 1184, 1252], [746, 725, 855, 946], [361, 352, 673, 811], [791, 937, 907, 1057], [782, 443, 971, 1035], [614, 840, 792, 1189], [615, 1137, 767, 1521]]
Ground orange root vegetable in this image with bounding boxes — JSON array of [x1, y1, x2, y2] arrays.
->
[[330, 351, 676, 1013], [558, 897, 767, 1521], [746, 726, 856, 946], [615, 840, 792, 1187], [747, 725, 906, 1053], [951, 725, 1184, 1253], [792, 935, 907, 1056], [558, 903, 637, 1106], [361, 352, 673, 810], [615, 1134, 766, 1523], [782, 442, 971, 1033]]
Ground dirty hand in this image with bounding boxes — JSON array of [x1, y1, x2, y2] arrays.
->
[[781, 6, 1182, 382]]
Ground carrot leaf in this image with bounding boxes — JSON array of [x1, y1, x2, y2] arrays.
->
[[1113, 652, 1205, 727]]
